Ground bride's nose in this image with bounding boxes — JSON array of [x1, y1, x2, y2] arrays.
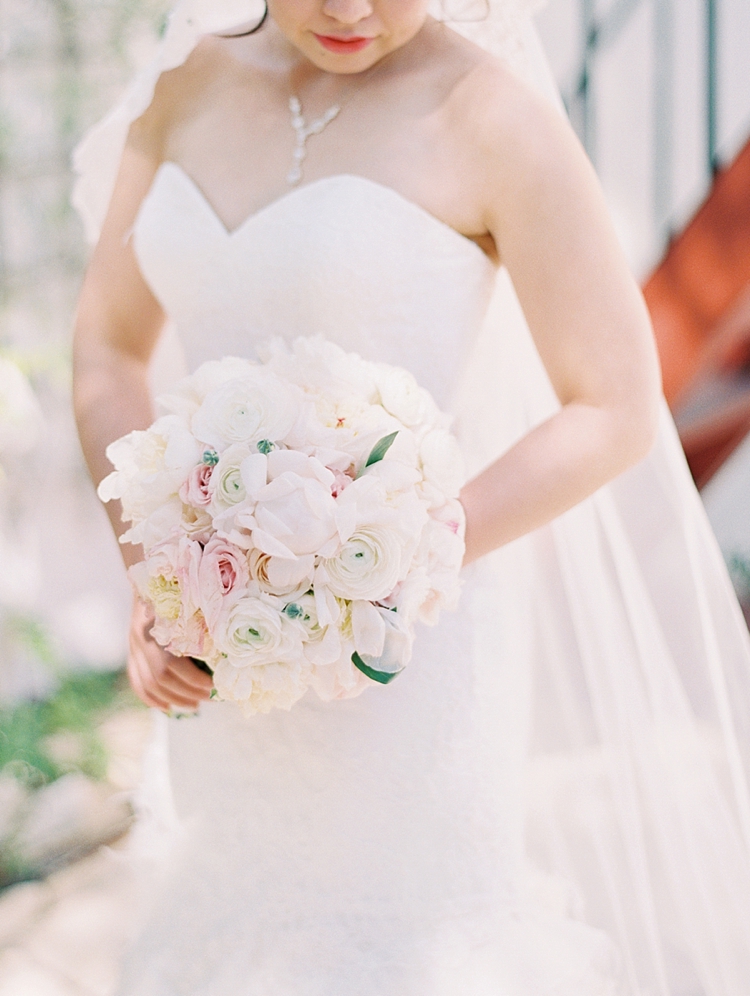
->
[[321, 0, 374, 26]]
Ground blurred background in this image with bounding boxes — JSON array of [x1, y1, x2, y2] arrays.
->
[[0, 0, 748, 993]]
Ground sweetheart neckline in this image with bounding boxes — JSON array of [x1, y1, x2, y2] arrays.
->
[[145, 162, 495, 267]]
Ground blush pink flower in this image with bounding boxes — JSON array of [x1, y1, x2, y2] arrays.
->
[[180, 462, 214, 507], [198, 536, 250, 629]]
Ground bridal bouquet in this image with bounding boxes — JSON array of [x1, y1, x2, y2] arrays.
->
[[99, 337, 466, 715]]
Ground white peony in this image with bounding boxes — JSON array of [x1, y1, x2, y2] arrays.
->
[[263, 336, 379, 405], [249, 466, 341, 560], [99, 415, 201, 526]]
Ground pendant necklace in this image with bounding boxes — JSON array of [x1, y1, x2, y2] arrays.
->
[[286, 96, 341, 186], [287, 62, 381, 187]]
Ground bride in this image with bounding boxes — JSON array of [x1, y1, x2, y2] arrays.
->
[[72, 1, 750, 993]]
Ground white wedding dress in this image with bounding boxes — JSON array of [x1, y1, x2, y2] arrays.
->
[[115, 165, 624, 995]]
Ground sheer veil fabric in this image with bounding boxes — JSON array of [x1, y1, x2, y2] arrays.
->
[[73, 2, 750, 993]]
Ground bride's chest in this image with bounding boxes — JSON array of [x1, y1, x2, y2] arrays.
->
[[132, 165, 496, 407]]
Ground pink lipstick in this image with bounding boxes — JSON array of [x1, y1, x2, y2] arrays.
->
[[314, 34, 374, 54]]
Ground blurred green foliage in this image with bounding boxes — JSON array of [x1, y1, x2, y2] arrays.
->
[[0, 668, 138, 789]]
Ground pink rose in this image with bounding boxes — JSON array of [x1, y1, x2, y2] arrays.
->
[[180, 462, 214, 507], [198, 537, 250, 629]]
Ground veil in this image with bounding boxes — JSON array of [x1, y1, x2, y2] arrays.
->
[[72, 2, 750, 993]]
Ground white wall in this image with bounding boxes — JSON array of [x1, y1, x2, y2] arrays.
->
[[534, 0, 750, 278]]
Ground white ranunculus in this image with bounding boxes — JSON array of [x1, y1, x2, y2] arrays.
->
[[321, 522, 404, 602], [212, 594, 303, 665], [191, 371, 300, 451], [376, 364, 437, 428], [209, 443, 254, 511], [335, 473, 428, 553], [419, 429, 465, 500], [157, 356, 256, 420]]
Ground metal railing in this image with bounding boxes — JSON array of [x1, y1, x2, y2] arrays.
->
[[564, 0, 720, 250]]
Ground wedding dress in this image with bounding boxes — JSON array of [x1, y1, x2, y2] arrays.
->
[[72, 3, 750, 995], [116, 165, 628, 995]]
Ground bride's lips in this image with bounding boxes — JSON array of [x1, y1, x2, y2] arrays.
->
[[313, 34, 375, 54]]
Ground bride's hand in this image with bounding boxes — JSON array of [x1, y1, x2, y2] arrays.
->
[[128, 598, 213, 711]]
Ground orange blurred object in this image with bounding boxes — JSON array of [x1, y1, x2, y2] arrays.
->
[[644, 139, 750, 488]]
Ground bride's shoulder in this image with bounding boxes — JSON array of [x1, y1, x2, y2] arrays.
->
[[440, 37, 578, 189], [128, 34, 257, 155]]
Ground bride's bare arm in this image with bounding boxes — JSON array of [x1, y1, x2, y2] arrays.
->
[[73, 113, 212, 709], [457, 65, 662, 563]]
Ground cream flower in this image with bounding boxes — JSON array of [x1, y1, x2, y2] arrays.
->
[[212, 655, 311, 716]]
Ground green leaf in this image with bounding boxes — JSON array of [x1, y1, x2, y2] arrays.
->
[[351, 651, 403, 685], [365, 431, 399, 469], [189, 657, 213, 676]]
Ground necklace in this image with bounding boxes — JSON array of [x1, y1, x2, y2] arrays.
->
[[287, 96, 341, 186]]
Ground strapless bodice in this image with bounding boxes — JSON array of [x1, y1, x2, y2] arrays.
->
[[132, 164, 496, 409]]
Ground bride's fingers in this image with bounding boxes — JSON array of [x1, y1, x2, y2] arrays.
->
[[167, 658, 213, 696], [127, 643, 173, 710], [128, 598, 213, 708], [128, 628, 199, 710], [149, 667, 206, 708]]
